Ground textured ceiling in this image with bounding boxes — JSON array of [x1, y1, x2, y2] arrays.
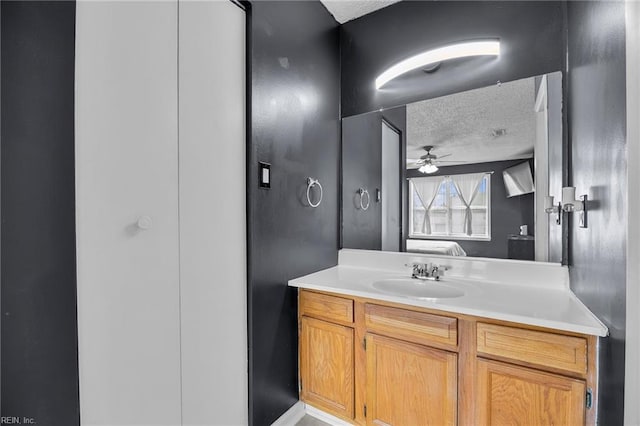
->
[[320, 0, 402, 24], [406, 77, 537, 168]]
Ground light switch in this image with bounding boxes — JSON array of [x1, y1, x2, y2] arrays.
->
[[259, 162, 271, 189]]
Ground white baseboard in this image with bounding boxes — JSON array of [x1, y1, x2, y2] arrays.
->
[[270, 401, 306, 426], [305, 404, 353, 426]]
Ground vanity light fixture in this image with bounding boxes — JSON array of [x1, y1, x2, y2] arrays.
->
[[375, 39, 501, 90], [561, 186, 588, 228]]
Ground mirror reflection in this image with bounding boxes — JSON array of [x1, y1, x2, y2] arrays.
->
[[342, 72, 563, 262]]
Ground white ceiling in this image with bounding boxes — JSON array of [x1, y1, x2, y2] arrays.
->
[[320, 0, 402, 24], [406, 77, 538, 168]]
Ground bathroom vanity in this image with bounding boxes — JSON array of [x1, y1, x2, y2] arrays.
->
[[289, 250, 607, 425]]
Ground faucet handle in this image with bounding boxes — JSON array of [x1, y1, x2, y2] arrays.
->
[[411, 262, 427, 278], [411, 263, 421, 277], [435, 265, 451, 279]]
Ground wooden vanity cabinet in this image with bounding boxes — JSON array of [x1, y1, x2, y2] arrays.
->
[[299, 316, 355, 420], [298, 289, 596, 426], [476, 359, 586, 426], [299, 291, 356, 422], [366, 333, 457, 426], [364, 303, 459, 425], [475, 322, 592, 426]]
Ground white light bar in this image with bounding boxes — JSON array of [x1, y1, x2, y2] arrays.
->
[[375, 39, 501, 90]]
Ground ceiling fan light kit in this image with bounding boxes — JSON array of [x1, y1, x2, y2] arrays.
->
[[419, 162, 439, 174], [414, 145, 448, 173]]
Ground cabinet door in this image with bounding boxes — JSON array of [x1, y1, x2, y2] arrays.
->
[[300, 316, 355, 420], [366, 334, 457, 426], [477, 359, 586, 426]]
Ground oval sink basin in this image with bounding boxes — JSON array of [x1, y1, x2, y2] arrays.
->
[[372, 278, 465, 300]]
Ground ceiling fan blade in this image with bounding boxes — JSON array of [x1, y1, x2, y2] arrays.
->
[[436, 160, 472, 164], [437, 153, 452, 159]]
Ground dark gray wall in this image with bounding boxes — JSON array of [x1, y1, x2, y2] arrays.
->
[[340, 1, 566, 117], [248, 2, 340, 425], [407, 160, 534, 259], [566, 1, 626, 424], [342, 107, 406, 251], [1, 2, 79, 425]]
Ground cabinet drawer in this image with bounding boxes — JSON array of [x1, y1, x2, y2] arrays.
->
[[477, 323, 588, 375], [300, 290, 354, 324], [365, 304, 457, 347]]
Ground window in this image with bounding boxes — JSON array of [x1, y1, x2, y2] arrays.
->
[[409, 172, 491, 240]]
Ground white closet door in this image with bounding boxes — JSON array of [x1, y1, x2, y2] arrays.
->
[[75, 2, 182, 425], [178, 1, 247, 425]]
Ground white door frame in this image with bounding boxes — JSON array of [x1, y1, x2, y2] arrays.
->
[[381, 120, 401, 252], [534, 75, 550, 262], [625, 1, 640, 425]]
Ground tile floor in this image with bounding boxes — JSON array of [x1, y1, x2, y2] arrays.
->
[[294, 415, 331, 426]]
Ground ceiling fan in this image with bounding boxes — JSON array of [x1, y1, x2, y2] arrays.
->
[[410, 145, 460, 174]]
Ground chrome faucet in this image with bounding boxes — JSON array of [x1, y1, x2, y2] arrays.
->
[[411, 262, 445, 281]]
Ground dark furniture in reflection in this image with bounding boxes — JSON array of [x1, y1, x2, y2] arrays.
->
[[507, 235, 535, 261]]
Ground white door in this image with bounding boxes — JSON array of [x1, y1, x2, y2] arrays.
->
[[75, 2, 182, 424], [178, 1, 247, 425], [75, 1, 247, 424], [381, 121, 401, 251]]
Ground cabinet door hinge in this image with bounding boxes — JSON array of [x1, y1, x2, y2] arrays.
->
[[586, 388, 593, 409], [363, 338, 367, 350], [299, 379, 303, 392], [364, 405, 367, 417]]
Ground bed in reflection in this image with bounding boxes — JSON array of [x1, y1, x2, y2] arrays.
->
[[406, 239, 467, 256]]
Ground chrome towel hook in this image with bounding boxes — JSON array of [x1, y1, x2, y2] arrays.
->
[[357, 188, 370, 211], [306, 177, 323, 208]]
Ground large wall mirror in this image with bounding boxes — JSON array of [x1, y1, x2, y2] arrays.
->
[[341, 71, 565, 263]]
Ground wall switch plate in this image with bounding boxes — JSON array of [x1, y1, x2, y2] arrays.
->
[[259, 162, 271, 189]]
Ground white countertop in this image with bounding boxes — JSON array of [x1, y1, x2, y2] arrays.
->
[[288, 251, 608, 337]]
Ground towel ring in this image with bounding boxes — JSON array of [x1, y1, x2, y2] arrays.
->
[[357, 188, 370, 211], [306, 177, 323, 208]]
